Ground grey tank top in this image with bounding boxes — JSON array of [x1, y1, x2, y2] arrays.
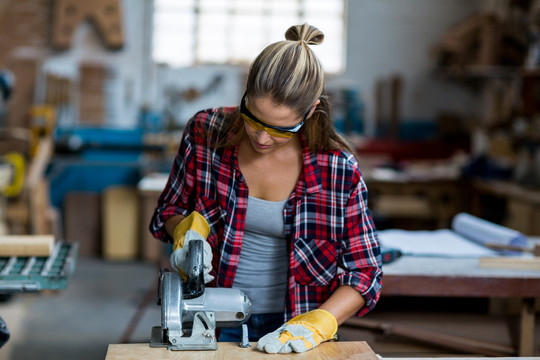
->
[[233, 196, 289, 314]]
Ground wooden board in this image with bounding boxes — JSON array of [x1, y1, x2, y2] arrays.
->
[[479, 257, 540, 271], [0, 0, 50, 69], [138, 189, 163, 263], [5, 57, 39, 128], [0, 235, 54, 256], [105, 341, 378, 360], [64, 191, 101, 257], [102, 186, 139, 260]]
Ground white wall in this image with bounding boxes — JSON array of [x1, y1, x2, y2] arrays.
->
[[338, 0, 492, 136], [154, 64, 245, 128]]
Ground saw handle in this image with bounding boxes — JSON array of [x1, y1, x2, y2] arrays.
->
[[183, 239, 205, 299]]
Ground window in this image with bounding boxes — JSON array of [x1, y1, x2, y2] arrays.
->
[[153, 0, 346, 74]]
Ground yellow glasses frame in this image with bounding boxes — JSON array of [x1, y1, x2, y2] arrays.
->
[[240, 93, 307, 138], [241, 114, 296, 138]]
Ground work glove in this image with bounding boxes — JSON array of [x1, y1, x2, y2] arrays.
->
[[169, 211, 214, 283], [257, 309, 338, 353]]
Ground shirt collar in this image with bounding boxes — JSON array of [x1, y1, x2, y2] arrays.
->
[[298, 131, 322, 195], [221, 129, 322, 195]]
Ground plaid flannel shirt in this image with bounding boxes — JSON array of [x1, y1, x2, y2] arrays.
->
[[150, 107, 382, 321]]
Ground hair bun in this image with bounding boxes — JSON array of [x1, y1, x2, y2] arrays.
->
[[285, 24, 324, 45]]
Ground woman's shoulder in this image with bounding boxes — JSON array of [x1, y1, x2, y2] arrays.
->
[[318, 148, 359, 168], [185, 106, 237, 136], [182, 106, 238, 150], [189, 106, 236, 126], [314, 148, 363, 182]]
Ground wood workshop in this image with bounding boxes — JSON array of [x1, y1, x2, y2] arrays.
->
[[0, 0, 539, 359]]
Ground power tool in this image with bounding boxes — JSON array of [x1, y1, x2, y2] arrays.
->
[[150, 239, 252, 350], [381, 246, 402, 264]]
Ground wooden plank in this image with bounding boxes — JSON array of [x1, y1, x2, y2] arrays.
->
[[5, 57, 39, 128], [479, 257, 540, 271], [64, 192, 101, 257], [0, 235, 54, 256], [29, 178, 53, 235], [472, 180, 540, 206], [375, 195, 432, 218], [25, 137, 53, 190], [504, 199, 534, 236], [102, 186, 139, 260], [105, 341, 378, 360], [519, 298, 535, 356], [139, 189, 163, 263], [0, 0, 50, 69], [390, 74, 402, 139]]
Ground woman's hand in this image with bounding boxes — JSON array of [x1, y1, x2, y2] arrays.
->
[[256, 309, 337, 353]]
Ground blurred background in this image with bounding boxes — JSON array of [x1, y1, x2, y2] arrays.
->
[[0, 0, 539, 359]]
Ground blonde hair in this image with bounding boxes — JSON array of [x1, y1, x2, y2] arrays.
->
[[247, 24, 325, 111], [214, 24, 356, 156]]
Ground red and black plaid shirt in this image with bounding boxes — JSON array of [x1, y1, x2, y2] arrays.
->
[[150, 107, 382, 321]]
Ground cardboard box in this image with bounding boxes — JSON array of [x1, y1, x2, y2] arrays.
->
[[64, 191, 101, 257], [102, 186, 139, 260]]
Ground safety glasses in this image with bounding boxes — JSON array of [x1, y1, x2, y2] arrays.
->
[[240, 93, 307, 138]]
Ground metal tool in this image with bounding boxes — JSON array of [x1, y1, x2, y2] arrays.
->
[[381, 246, 402, 264], [150, 239, 252, 351], [239, 324, 250, 348]]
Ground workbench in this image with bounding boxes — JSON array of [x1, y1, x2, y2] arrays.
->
[[105, 341, 378, 359], [381, 255, 540, 356]]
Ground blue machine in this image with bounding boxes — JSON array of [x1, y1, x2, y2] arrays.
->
[[47, 126, 158, 209]]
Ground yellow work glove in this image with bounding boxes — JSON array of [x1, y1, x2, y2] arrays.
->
[[257, 309, 338, 353], [169, 212, 213, 283]]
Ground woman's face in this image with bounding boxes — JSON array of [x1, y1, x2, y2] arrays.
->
[[242, 96, 304, 154]]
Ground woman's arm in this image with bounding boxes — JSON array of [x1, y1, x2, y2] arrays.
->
[[319, 285, 366, 324]]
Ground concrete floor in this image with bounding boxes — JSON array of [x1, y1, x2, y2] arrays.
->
[[0, 257, 539, 360]]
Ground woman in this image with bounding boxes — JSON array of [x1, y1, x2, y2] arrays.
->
[[150, 24, 382, 354]]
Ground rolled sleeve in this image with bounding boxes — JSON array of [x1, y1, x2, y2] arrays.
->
[[337, 267, 382, 316], [338, 175, 382, 316]]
